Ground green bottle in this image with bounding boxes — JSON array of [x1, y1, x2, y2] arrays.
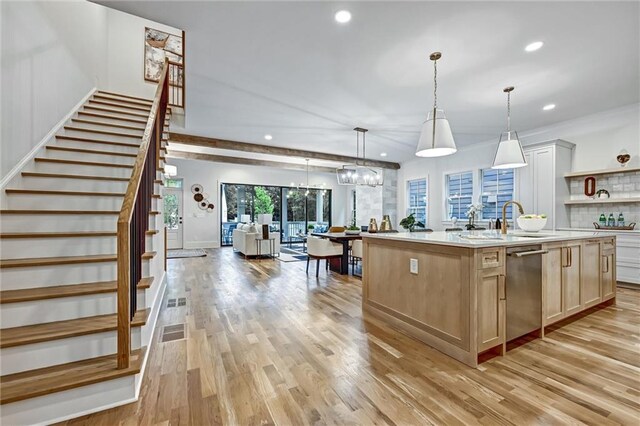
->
[[607, 213, 615, 227], [599, 213, 607, 228], [618, 212, 625, 227]]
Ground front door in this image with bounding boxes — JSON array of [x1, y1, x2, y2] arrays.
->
[[164, 186, 183, 249]]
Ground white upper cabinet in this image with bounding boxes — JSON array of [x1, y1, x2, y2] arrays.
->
[[516, 140, 575, 230]]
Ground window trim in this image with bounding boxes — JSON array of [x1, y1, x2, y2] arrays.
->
[[479, 167, 516, 220], [443, 170, 474, 221], [405, 177, 428, 226]]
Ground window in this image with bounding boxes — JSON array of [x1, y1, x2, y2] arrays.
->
[[406, 178, 427, 225], [164, 178, 182, 188], [445, 172, 473, 220], [481, 168, 515, 219]]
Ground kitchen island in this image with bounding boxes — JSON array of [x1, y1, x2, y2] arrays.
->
[[362, 231, 616, 367]]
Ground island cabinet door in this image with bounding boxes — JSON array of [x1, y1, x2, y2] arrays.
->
[[477, 268, 505, 352], [581, 240, 602, 308], [601, 247, 616, 301], [543, 245, 565, 325], [563, 243, 582, 316]]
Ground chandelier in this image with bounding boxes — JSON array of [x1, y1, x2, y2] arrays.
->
[[288, 159, 327, 197], [336, 127, 384, 187]]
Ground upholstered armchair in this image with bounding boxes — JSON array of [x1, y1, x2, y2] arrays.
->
[[306, 236, 342, 277]]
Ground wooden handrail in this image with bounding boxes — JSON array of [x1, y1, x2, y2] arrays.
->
[[117, 58, 169, 369]]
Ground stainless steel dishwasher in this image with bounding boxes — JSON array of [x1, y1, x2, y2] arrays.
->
[[506, 245, 548, 341]]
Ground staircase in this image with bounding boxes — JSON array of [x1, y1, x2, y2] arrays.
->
[[0, 89, 169, 424]]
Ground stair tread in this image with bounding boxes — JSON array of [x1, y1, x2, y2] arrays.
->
[[0, 347, 146, 404], [0, 210, 158, 215], [88, 100, 151, 112], [84, 105, 149, 119], [0, 309, 149, 349], [0, 254, 116, 269], [5, 189, 125, 196], [47, 145, 137, 158], [56, 134, 141, 148], [0, 231, 116, 239], [0, 251, 155, 268], [22, 172, 130, 182], [93, 93, 153, 107], [0, 277, 153, 304], [96, 90, 153, 103], [64, 126, 143, 139], [71, 118, 145, 131], [34, 157, 134, 169], [0, 230, 157, 238], [77, 111, 148, 125]]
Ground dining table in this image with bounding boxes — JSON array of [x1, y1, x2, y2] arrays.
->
[[310, 232, 370, 275]]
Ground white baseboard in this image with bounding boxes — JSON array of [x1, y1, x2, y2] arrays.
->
[[184, 240, 220, 249], [0, 87, 97, 189], [135, 271, 167, 398]]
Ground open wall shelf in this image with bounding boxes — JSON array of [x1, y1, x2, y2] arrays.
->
[[564, 197, 640, 205], [564, 167, 640, 178]]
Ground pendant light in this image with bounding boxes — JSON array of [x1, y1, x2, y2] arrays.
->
[[336, 128, 384, 187], [492, 86, 527, 169], [415, 52, 457, 157]]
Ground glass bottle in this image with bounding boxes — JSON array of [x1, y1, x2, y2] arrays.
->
[[599, 213, 607, 228], [618, 212, 625, 227], [607, 213, 615, 227]]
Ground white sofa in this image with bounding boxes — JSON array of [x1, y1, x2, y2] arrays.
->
[[232, 223, 281, 257]]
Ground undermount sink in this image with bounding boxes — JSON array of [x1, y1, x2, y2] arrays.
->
[[510, 233, 552, 238]]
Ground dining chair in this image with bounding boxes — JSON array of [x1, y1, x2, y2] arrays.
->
[[351, 239, 363, 277], [306, 236, 342, 277]]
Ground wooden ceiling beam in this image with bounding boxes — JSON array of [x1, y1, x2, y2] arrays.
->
[[168, 132, 401, 170], [166, 149, 339, 174]]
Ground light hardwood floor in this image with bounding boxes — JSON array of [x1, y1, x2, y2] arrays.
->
[[60, 248, 640, 425]]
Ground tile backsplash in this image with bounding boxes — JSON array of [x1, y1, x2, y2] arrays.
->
[[568, 171, 640, 228]]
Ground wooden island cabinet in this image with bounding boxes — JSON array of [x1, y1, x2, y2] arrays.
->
[[362, 232, 616, 368]]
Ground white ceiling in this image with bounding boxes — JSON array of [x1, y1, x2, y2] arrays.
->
[[97, 1, 639, 163]]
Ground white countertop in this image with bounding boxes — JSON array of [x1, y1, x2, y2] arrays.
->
[[556, 227, 640, 235], [362, 230, 610, 248]]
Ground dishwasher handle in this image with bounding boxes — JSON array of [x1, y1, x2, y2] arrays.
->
[[508, 249, 549, 257]]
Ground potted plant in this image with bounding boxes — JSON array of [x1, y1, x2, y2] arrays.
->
[[345, 225, 361, 235], [399, 213, 425, 232], [306, 224, 315, 234], [465, 203, 484, 230]]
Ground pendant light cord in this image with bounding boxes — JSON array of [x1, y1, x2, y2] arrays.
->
[[507, 91, 511, 132], [433, 59, 438, 109]]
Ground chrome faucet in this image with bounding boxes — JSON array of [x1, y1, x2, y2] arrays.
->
[[501, 200, 524, 234]]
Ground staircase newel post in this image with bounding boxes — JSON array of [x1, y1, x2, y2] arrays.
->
[[116, 221, 131, 369]]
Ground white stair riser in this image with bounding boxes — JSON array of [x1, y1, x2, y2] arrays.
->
[[2, 262, 116, 289], [76, 112, 147, 128], [45, 148, 136, 166], [82, 106, 148, 121], [5, 193, 125, 210], [20, 176, 129, 192], [0, 290, 146, 328], [90, 97, 152, 112], [1, 237, 116, 259], [61, 126, 143, 143], [0, 329, 142, 375], [1, 235, 156, 259], [70, 120, 145, 135], [54, 137, 141, 155], [85, 102, 150, 118], [0, 375, 137, 426], [0, 215, 118, 233], [34, 160, 134, 178], [94, 93, 152, 104]]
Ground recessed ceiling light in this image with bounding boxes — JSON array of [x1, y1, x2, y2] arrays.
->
[[264, 134, 273, 140], [334, 10, 351, 23], [525, 41, 544, 52], [543, 104, 556, 111], [380, 152, 388, 157]]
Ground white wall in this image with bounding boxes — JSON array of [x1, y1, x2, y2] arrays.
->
[[0, 0, 181, 181], [1, 0, 108, 177], [398, 103, 640, 230], [168, 158, 349, 248], [105, 9, 181, 100]]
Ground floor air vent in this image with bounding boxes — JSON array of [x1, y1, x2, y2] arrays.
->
[[161, 324, 185, 342]]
